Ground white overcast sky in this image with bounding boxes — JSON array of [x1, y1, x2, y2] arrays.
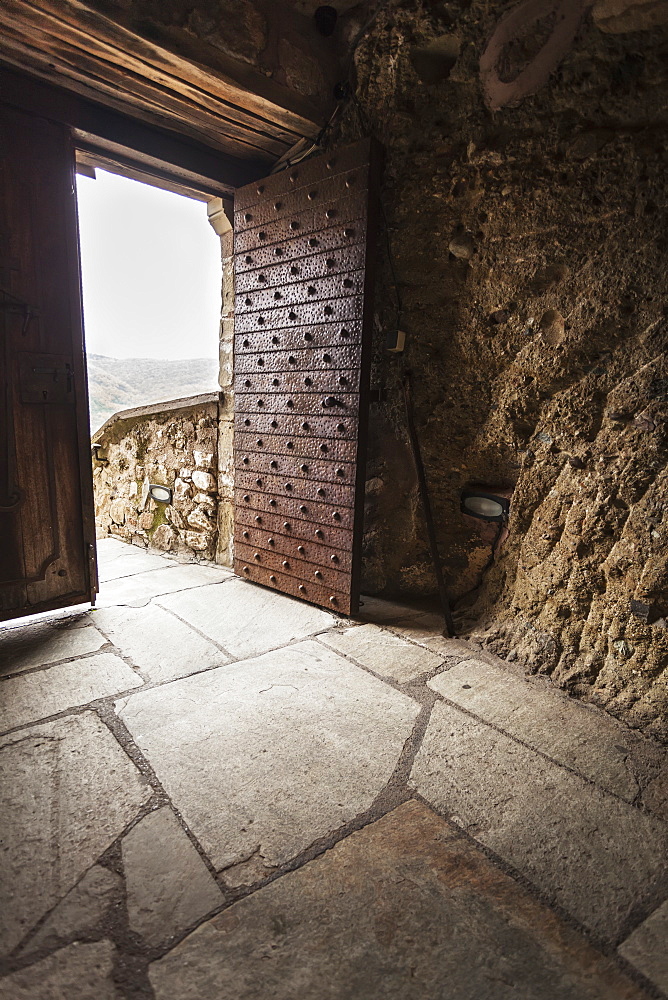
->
[[76, 169, 222, 360]]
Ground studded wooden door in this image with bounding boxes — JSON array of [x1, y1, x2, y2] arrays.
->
[[233, 138, 380, 615]]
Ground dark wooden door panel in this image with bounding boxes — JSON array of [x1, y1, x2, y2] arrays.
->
[[232, 138, 380, 614], [0, 103, 96, 620], [235, 503, 353, 546]]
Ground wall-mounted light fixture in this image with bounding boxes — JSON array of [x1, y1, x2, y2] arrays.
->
[[460, 489, 510, 523], [149, 484, 173, 504], [91, 442, 108, 465]]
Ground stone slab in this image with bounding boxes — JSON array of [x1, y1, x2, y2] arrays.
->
[[410, 701, 668, 942], [318, 624, 445, 682], [388, 616, 474, 657], [92, 604, 228, 684], [156, 578, 336, 659], [149, 800, 647, 1000], [0, 712, 150, 956], [96, 537, 136, 560], [0, 941, 119, 999], [116, 640, 419, 875], [19, 866, 122, 958], [47, 612, 93, 629], [355, 596, 429, 624], [0, 607, 92, 633], [0, 622, 107, 677], [618, 899, 668, 994], [429, 658, 665, 801], [642, 767, 668, 822], [97, 548, 170, 583], [0, 652, 142, 733], [122, 807, 223, 946], [96, 564, 232, 609]]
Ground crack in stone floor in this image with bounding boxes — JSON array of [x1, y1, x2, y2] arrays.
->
[[0, 538, 666, 999]]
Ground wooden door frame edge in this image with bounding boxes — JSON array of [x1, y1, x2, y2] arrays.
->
[[0, 63, 269, 197]]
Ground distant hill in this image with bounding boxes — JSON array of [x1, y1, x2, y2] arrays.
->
[[87, 354, 219, 432]]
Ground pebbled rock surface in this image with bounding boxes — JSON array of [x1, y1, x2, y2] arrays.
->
[[335, 1, 668, 739]]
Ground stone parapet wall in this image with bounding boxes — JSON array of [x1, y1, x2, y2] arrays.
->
[[92, 394, 227, 563]]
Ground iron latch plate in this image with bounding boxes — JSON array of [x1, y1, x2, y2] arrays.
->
[[19, 352, 74, 404]]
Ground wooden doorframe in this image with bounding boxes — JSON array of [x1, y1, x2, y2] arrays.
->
[[0, 64, 267, 197]]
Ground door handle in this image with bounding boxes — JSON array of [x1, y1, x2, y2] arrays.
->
[[32, 364, 72, 387]]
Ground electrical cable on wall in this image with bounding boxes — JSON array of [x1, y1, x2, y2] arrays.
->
[[270, 101, 345, 174], [452, 515, 508, 613], [348, 86, 455, 634], [270, 0, 399, 177], [402, 372, 455, 638]]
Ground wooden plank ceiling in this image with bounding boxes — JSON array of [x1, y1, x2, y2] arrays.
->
[[0, 0, 328, 169]]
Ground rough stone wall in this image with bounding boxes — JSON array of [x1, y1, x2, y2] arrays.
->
[[333, 0, 668, 738], [92, 396, 221, 561]]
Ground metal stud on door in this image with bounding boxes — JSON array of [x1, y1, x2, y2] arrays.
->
[[233, 139, 381, 614]]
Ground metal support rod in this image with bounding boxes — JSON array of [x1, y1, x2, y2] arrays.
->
[[402, 371, 455, 638]]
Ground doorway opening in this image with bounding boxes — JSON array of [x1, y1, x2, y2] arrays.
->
[[75, 164, 229, 564], [76, 167, 222, 432]]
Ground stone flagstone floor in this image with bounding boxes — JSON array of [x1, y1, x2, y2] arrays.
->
[[0, 537, 667, 999]]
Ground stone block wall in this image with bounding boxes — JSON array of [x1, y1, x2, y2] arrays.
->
[[92, 394, 224, 562]]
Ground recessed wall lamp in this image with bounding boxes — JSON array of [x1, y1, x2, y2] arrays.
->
[[460, 489, 510, 523], [149, 484, 173, 504]]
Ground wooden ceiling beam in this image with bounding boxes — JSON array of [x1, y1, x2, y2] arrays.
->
[[0, 65, 268, 196], [0, 0, 335, 165], [0, 32, 289, 161]]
